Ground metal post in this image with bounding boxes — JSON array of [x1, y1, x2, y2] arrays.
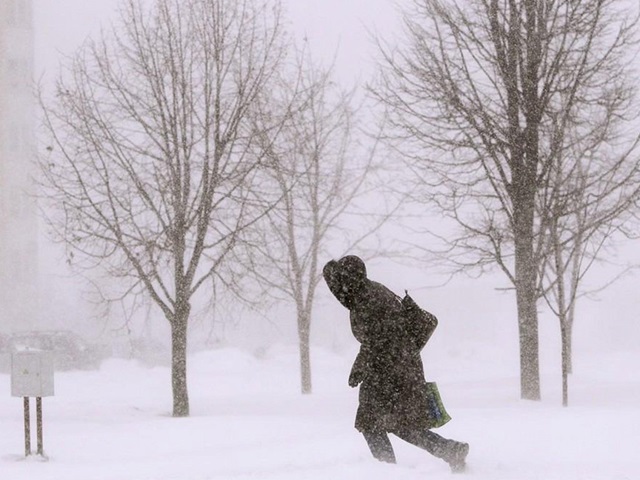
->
[[23, 397, 31, 456], [36, 397, 43, 455]]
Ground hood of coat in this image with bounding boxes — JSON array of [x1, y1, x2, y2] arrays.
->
[[323, 255, 368, 310]]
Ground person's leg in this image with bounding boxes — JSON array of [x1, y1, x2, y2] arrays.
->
[[393, 428, 469, 472], [362, 430, 397, 463]]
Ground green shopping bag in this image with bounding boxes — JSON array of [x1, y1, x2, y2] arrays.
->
[[425, 382, 452, 429]]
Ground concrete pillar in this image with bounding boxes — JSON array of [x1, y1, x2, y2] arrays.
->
[[0, 0, 39, 332]]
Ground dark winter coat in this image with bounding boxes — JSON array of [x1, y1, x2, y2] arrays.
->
[[323, 256, 436, 433]]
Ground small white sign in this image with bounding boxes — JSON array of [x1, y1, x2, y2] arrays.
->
[[11, 352, 54, 397]]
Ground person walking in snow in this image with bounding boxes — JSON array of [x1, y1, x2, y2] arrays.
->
[[322, 255, 469, 472]]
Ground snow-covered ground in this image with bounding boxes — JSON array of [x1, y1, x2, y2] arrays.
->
[[1, 344, 638, 480]]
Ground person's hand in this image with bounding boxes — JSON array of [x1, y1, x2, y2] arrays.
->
[[348, 367, 365, 387], [322, 260, 339, 282]]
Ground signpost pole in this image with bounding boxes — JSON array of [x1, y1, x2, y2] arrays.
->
[[36, 397, 43, 456], [23, 397, 31, 456]]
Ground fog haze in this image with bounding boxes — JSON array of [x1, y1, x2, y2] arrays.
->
[[28, 0, 640, 359], [26, 2, 640, 395]]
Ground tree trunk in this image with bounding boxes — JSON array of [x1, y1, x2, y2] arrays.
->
[[561, 321, 569, 407], [566, 228, 583, 375], [514, 197, 541, 400], [552, 209, 569, 406], [515, 267, 541, 400], [171, 307, 190, 417], [565, 314, 574, 374], [513, 0, 543, 402], [298, 311, 312, 395]]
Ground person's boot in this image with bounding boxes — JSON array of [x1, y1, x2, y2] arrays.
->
[[446, 441, 469, 473]]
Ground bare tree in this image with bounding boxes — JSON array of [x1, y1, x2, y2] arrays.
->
[[370, 0, 640, 399], [37, 0, 289, 416], [541, 134, 640, 406], [242, 51, 390, 394]]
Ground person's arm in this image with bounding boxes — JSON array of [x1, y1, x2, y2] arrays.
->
[[400, 292, 438, 351], [349, 345, 371, 387]]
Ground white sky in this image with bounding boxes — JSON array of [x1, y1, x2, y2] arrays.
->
[[33, 0, 402, 86]]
